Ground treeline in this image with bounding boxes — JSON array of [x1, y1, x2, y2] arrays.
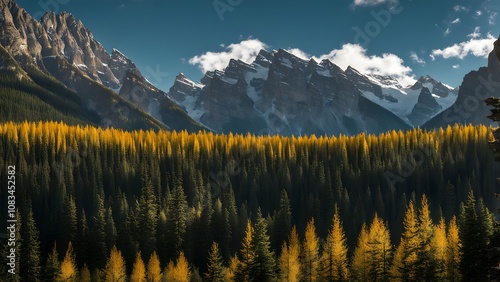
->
[[0, 122, 498, 281]]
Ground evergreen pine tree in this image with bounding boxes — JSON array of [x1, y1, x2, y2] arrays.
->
[[205, 242, 226, 282], [250, 210, 277, 282], [135, 181, 157, 260], [165, 184, 188, 260], [459, 190, 492, 281], [236, 220, 255, 282], [20, 204, 41, 282], [43, 242, 60, 282]]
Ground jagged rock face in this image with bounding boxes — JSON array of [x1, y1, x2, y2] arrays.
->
[[411, 76, 452, 97], [169, 48, 411, 136], [0, 1, 151, 91], [0, 0, 203, 132], [424, 35, 500, 129], [109, 49, 141, 85], [345, 66, 383, 98], [408, 87, 442, 126]]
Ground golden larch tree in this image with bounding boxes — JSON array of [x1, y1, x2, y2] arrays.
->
[[365, 213, 392, 281], [301, 218, 320, 282], [351, 224, 369, 282], [58, 242, 78, 282], [131, 251, 146, 282], [320, 209, 349, 281], [446, 216, 461, 281], [103, 246, 126, 282], [278, 226, 300, 282], [433, 218, 448, 278], [146, 251, 162, 282], [164, 251, 191, 282], [391, 201, 419, 280], [79, 264, 91, 282]]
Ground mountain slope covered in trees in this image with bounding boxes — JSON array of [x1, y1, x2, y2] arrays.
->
[[0, 121, 498, 281]]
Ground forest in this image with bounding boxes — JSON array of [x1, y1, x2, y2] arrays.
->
[[0, 121, 499, 281]]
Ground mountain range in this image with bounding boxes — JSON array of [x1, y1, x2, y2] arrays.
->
[[1, 0, 499, 135]]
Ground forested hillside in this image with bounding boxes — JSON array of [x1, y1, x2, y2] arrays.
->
[[0, 122, 498, 281]]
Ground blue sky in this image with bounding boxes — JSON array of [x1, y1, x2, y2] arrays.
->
[[16, 0, 500, 90]]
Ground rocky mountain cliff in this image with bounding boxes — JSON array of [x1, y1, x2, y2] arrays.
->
[[424, 35, 500, 129], [169, 48, 413, 136], [0, 0, 204, 132]]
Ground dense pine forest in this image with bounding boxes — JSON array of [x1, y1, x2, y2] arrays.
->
[[0, 122, 499, 281]]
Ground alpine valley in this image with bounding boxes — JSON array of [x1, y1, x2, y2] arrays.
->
[[3, 1, 500, 281]]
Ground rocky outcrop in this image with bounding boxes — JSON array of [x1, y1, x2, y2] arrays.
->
[[408, 87, 441, 126], [424, 35, 500, 129], [411, 76, 452, 97]]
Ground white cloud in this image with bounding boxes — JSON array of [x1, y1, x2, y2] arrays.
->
[[452, 65, 460, 69], [189, 39, 267, 73], [312, 44, 416, 86], [352, 0, 391, 7], [489, 12, 497, 25], [444, 28, 451, 36], [453, 5, 468, 12], [451, 18, 461, 24], [410, 51, 426, 65], [467, 27, 481, 39], [475, 10, 483, 17], [430, 34, 496, 60], [286, 48, 311, 61]]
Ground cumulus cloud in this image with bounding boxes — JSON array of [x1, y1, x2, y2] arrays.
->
[[430, 34, 496, 60], [189, 39, 267, 73], [452, 65, 460, 69], [475, 10, 483, 17], [410, 52, 426, 65], [451, 18, 461, 24], [311, 44, 416, 86]]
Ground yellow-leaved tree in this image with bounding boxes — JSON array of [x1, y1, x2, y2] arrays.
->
[[164, 251, 191, 282], [79, 264, 91, 282], [103, 246, 126, 282], [301, 218, 320, 282], [446, 216, 461, 281], [320, 209, 349, 281], [278, 226, 300, 282], [130, 251, 146, 282], [351, 224, 369, 281], [146, 251, 162, 282], [366, 214, 392, 281], [433, 218, 448, 279], [58, 242, 78, 282], [390, 201, 419, 280]]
